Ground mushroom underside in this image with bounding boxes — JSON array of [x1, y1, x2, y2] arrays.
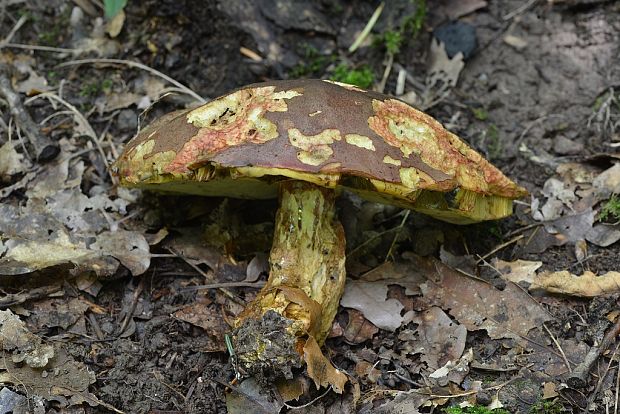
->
[[125, 165, 515, 225]]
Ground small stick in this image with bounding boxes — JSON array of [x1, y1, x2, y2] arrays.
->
[[0, 63, 60, 161], [567, 314, 620, 388], [58, 58, 206, 104]]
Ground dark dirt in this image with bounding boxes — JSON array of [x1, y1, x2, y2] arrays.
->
[[1, 0, 620, 413]]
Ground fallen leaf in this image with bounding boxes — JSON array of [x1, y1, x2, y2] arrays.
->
[[494, 259, 543, 285], [0, 309, 54, 368], [344, 309, 378, 344], [542, 382, 559, 399], [340, 280, 404, 331], [410, 307, 467, 372], [422, 39, 464, 109], [438, 0, 487, 20], [173, 302, 227, 351], [91, 230, 151, 275], [354, 360, 381, 384], [303, 336, 347, 393], [360, 260, 426, 295], [414, 256, 552, 341], [225, 377, 283, 414], [531, 270, 620, 297], [593, 163, 620, 197], [275, 376, 305, 402], [0, 142, 30, 178], [375, 389, 429, 414], [586, 223, 620, 247]]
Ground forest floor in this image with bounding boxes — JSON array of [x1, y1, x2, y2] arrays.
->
[[0, 0, 620, 413]]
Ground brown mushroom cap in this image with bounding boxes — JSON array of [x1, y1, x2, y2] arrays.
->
[[115, 79, 527, 223]]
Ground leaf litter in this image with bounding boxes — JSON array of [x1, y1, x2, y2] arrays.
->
[[2, 1, 620, 413]]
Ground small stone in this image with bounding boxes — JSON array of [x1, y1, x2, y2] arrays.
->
[[434, 21, 477, 59], [117, 109, 138, 132], [476, 391, 492, 405], [553, 135, 584, 155]]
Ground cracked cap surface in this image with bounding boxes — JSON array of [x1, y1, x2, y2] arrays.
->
[[114, 79, 527, 223]]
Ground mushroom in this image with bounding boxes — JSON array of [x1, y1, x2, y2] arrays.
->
[[114, 79, 527, 385]]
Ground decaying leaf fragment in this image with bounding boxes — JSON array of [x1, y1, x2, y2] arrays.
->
[[414, 256, 552, 341], [0, 310, 100, 410], [303, 336, 348, 393], [531, 270, 620, 297], [496, 259, 620, 297]]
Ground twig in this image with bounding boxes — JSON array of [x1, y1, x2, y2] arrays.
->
[[384, 210, 410, 262], [543, 322, 572, 373], [349, 2, 384, 53], [24, 91, 116, 182], [502, 0, 539, 20], [475, 234, 525, 264], [1, 14, 27, 44], [0, 42, 76, 53], [376, 52, 394, 94], [58, 59, 207, 104], [568, 314, 620, 388], [284, 386, 333, 410], [0, 63, 60, 161], [0, 285, 62, 308], [180, 282, 266, 292]]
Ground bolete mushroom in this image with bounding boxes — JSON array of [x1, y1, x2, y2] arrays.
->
[[114, 79, 527, 385]]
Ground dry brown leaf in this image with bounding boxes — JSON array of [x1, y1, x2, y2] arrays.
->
[[340, 280, 404, 331], [354, 360, 381, 384], [494, 259, 543, 285], [173, 302, 227, 351], [410, 307, 466, 372], [531, 270, 620, 297], [275, 376, 305, 402], [344, 309, 378, 344], [0, 142, 30, 178], [413, 256, 552, 341], [303, 336, 347, 393]]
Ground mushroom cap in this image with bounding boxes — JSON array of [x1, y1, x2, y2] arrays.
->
[[114, 79, 527, 223]]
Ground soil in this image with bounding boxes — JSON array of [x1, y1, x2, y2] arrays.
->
[[1, 0, 619, 413]]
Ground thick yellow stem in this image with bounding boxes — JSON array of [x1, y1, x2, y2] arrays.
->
[[233, 181, 346, 379]]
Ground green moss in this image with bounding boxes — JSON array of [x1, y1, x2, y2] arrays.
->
[[376, 30, 403, 55], [402, 0, 427, 37], [472, 107, 489, 121], [330, 64, 374, 89], [289, 45, 334, 78], [599, 194, 620, 222], [373, 0, 426, 56], [101, 79, 114, 93], [529, 400, 564, 414], [486, 124, 501, 159], [444, 405, 510, 414], [79, 82, 101, 98]]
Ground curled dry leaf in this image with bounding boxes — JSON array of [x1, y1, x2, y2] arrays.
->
[[303, 336, 348, 394], [344, 309, 379, 344], [531, 270, 620, 297]]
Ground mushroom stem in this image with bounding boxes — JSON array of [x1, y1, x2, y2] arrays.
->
[[233, 181, 346, 379]]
